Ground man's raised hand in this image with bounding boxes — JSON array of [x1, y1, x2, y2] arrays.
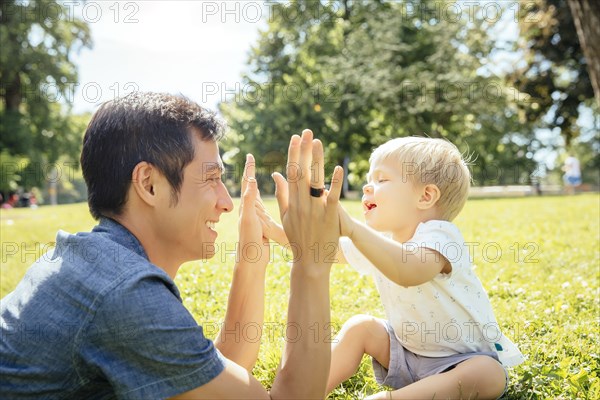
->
[[272, 129, 344, 271]]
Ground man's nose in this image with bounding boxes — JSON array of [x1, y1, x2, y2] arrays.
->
[[217, 183, 234, 213]]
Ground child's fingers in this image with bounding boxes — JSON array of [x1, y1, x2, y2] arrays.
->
[[272, 172, 289, 219], [327, 166, 344, 206], [255, 196, 266, 212], [254, 203, 270, 222]]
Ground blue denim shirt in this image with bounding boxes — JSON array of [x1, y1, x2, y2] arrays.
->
[[1, 218, 225, 399]]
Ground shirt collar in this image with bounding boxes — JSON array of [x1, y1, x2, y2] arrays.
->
[[92, 217, 149, 260]]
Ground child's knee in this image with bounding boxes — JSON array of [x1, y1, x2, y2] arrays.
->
[[342, 315, 387, 338], [456, 356, 507, 398], [339, 315, 389, 356]]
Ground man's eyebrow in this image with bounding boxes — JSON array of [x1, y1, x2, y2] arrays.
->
[[203, 162, 225, 175]]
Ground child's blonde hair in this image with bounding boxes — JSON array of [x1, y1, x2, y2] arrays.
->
[[370, 136, 471, 221]]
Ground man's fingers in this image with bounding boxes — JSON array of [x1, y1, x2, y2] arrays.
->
[[286, 135, 301, 180], [299, 130, 313, 191], [272, 172, 289, 219], [310, 138, 325, 195], [327, 166, 344, 205], [241, 153, 255, 199], [241, 176, 258, 212]]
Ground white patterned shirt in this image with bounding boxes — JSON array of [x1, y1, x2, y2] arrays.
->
[[340, 220, 524, 367]]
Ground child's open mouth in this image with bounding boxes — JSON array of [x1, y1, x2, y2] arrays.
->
[[364, 202, 377, 211]]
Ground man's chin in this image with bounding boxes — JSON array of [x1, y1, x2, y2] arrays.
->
[[193, 241, 217, 261], [198, 250, 216, 261]]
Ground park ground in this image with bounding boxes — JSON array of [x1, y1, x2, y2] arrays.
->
[[1, 194, 598, 398]]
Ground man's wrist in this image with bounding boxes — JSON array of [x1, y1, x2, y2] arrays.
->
[[291, 261, 332, 280], [275, 229, 289, 247]]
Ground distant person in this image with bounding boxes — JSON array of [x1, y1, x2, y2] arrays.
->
[[1, 92, 344, 398], [29, 192, 38, 208], [18, 192, 31, 207], [1, 192, 18, 209], [263, 137, 524, 399], [562, 154, 582, 195]]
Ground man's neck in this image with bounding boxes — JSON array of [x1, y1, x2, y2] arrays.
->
[[111, 213, 181, 279]]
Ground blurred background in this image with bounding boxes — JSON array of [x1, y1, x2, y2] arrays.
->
[[1, 0, 598, 206]]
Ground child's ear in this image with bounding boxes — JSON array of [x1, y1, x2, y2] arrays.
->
[[417, 184, 441, 210], [131, 161, 158, 206]]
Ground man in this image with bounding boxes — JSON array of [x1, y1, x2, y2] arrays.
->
[[1, 92, 343, 398]]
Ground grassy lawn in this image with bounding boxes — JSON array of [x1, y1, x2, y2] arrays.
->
[[1, 194, 598, 398]]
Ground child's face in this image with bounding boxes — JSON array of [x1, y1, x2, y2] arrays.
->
[[362, 158, 422, 237]]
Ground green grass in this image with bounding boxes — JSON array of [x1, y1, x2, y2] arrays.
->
[[1, 194, 599, 398]]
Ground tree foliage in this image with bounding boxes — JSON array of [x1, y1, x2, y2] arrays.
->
[[0, 0, 92, 190], [220, 0, 538, 194], [508, 0, 596, 147]]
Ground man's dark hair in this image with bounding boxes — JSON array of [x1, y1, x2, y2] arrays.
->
[[81, 92, 226, 220]]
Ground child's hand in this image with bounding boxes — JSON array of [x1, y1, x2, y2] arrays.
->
[[254, 197, 289, 247], [238, 155, 288, 246], [338, 202, 356, 239]]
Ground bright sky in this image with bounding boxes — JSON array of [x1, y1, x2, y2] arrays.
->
[[71, 1, 267, 114], [69, 1, 526, 114]]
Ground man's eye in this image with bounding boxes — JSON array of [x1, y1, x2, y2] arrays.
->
[[207, 176, 221, 182]]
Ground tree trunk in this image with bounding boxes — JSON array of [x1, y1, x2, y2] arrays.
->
[[568, 0, 600, 106]]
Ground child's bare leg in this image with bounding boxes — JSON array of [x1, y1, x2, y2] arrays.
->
[[326, 315, 390, 393], [366, 355, 506, 400]]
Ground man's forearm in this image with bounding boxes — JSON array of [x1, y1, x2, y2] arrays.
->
[[270, 265, 331, 399], [215, 260, 267, 371]]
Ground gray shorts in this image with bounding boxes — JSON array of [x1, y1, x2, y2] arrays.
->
[[372, 319, 508, 397]]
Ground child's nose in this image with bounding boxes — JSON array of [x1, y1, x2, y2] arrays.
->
[[363, 184, 373, 195]]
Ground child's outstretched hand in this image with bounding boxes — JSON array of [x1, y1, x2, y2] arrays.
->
[[239, 155, 290, 247], [255, 186, 357, 243], [254, 196, 289, 247], [337, 202, 356, 239]]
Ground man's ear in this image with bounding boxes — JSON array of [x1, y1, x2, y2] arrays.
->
[[417, 183, 441, 210], [131, 162, 158, 206]]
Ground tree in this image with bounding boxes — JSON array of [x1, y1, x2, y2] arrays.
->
[[220, 0, 382, 197], [220, 0, 536, 191], [332, 1, 538, 185], [0, 0, 92, 190], [567, 0, 600, 106], [508, 0, 596, 147]]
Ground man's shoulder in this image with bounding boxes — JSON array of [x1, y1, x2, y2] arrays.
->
[[63, 227, 177, 298], [4, 227, 174, 313]]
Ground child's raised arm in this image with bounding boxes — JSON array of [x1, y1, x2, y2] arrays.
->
[[339, 206, 450, 287]]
